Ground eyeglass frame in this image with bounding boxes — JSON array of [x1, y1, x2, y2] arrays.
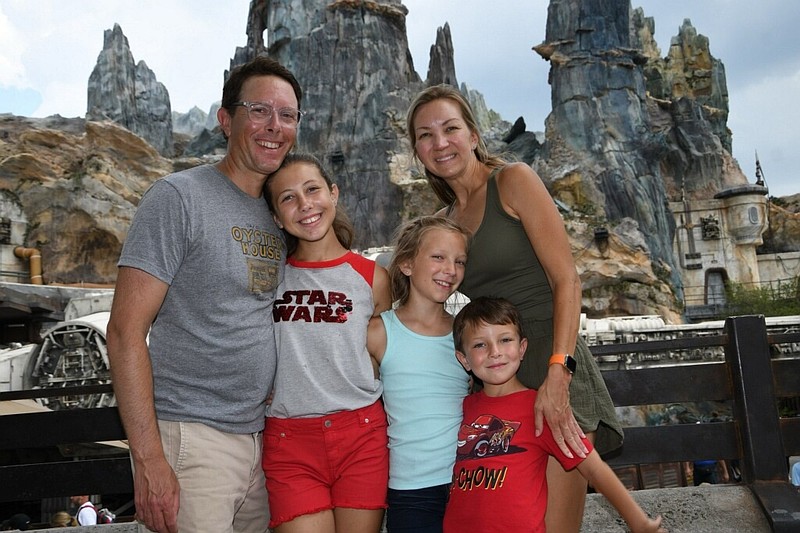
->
[[231, 101, 305, 126]]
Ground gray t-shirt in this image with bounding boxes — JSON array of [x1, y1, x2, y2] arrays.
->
[[267, 252, 382, 418], [118, 164, 285, 434]]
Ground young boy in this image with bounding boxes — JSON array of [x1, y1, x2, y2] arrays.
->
[[443, 297, 666, 533]]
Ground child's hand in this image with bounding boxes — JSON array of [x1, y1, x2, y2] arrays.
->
[[631, 514, 666, 533]]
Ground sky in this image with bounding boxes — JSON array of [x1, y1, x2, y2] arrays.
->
[[1, 0, 797, 197]]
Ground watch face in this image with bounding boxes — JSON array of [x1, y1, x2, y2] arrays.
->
[[565, 355, 577, 374], [549, 353, 576, 374]]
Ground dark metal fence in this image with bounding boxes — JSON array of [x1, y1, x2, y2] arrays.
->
[[1, 315, 799, 530], [0, 384, 130, 500]]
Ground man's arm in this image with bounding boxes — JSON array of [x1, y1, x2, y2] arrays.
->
[[107, 266, 178, 533]]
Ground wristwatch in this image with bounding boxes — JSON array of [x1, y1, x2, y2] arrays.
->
[[549, 353, 577, 374]]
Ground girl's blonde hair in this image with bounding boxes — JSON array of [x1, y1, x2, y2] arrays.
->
[[50, 511, 77, 527], [389, 216, 470, 306]]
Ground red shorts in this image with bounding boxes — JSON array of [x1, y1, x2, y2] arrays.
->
[[262, 400, 389, 528]]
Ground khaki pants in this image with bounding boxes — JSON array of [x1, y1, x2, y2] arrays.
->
[[137, 420, 269, 533]]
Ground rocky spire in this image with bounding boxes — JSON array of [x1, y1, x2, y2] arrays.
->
[[634, 14, 744, 200], [533, 0, 682, 294], [87, 24, 174, 156], [426, 23, 458, 87]]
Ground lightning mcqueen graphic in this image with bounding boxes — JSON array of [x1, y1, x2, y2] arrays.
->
[[457, 414, 522, 458]]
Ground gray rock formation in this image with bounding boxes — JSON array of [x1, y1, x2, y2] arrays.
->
[[639, 15, 730, 152], [634, 14, 745, 201], [205, 102, 222, 131], [533, 0, 684, 303], [461, 82, 510, 140], [0, 114, 172, 283], [3, 0, 794, 317], [761, 197, 800, 254], [224, 1, 509, 247], [526, 1, 759, 316], [87, 24, 174, 157], [184, 127, 227, 158], [172, 106, 208, 136], [232, 0, 425, 247], [426, 23, 458, 87]]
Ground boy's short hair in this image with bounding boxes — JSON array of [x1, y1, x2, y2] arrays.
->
[[453, 296, 526, 352]]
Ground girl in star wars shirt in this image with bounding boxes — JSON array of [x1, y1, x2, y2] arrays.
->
[[263, 153, 392, 533]]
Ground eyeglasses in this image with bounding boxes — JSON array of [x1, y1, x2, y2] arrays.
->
[[232, 101, 304, 127]]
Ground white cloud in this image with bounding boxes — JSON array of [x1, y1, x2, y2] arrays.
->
[[2, 0, 250, 116], [0, 4, 30, 87], [34, 80, 89, 118]]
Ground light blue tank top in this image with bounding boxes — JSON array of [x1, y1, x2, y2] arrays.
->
[[379, 310, 470, 489]]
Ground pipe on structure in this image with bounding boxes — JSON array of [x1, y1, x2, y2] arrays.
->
[[13, 246, 43, 285]]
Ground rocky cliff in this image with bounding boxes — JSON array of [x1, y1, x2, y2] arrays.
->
[[528, 1, 762, 317], [634, 13, 745, 201], [762, 195, 800, 254], [425, 23, 458, 87], [172, 106, 208, 137], [531, 0, 683, 313], [0, 114, 178, 283], [87, 24, 174, 157]]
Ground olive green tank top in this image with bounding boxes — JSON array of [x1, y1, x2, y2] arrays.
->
[[457, 169, 553, 322]]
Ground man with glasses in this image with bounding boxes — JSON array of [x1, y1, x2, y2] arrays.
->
[[107, 56, 302, 533]]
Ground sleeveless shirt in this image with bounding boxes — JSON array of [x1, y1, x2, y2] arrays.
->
[[379, 310, 470, 489]]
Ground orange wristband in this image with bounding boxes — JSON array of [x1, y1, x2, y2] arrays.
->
[[549, 353, 576, 374]]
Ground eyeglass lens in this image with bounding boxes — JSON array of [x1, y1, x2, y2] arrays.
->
[[242, 103, 301, 126]]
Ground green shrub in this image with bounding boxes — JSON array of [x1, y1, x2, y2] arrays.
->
[[725, 276, 800, 316]]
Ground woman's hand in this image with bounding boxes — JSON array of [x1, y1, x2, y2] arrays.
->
[[535, 364, 588, 458]]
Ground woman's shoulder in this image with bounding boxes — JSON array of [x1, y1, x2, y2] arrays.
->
[[495, 161, 541, 184], [494, 163, 549, 208]]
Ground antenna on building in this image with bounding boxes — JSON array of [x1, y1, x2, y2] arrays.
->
[[754, 150, 766, 187], [755, 150, 774, 252]]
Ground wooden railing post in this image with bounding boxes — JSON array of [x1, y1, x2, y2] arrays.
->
[[724, 314, 787, 482], [724, 314, 800, 533]]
